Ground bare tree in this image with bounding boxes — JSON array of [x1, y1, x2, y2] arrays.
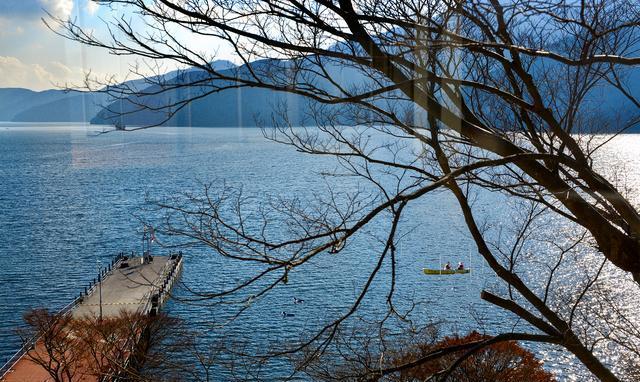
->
[[19, 309, 200, 382], [48, 0, 640, 380]]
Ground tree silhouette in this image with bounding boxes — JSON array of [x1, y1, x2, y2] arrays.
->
[[50, 1, 640, 380]]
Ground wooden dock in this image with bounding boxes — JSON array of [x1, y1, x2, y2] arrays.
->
[[0, 253, 183, 382]]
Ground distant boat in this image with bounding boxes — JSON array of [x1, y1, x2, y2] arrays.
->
[[423, 268, 470, 275]]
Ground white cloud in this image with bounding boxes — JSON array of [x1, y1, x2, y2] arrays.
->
[[0, 56, 88, 90], [49, 61, 74, 77], [85, 0, 99, 16], [40, 0, 73, 20], [0, 56, 48, 89]]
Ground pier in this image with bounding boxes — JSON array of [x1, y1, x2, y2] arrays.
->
[[0, 252, 183, 382]]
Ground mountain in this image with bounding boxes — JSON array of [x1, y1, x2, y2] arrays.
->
[[10, 92, 111, 123], [90, 58, 380, 127], [2, 56, 638, 131], [0, 88, 71, 121], [0, 87, 113, 123]]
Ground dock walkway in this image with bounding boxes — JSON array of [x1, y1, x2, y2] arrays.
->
[[73, 256, 171, 318]]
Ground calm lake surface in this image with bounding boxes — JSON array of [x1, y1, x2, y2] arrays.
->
[[1, 123, 639, 381]]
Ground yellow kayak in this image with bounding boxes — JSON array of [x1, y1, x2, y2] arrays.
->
[[423, 268, 470, 275]]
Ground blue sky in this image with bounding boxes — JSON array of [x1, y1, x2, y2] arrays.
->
[[0, 0, 234, 91]]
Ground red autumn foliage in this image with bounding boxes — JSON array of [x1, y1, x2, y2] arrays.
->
[[394, 331, 556, 382]]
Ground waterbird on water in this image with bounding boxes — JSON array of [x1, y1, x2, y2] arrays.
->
[[282, 311, 295, 318], [293, 297, 304, 304]]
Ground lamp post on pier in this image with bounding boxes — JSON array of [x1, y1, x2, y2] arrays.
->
[[97, 259, 103, 321]]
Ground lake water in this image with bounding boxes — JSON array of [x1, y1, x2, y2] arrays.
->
[[0, 123, 639, 381]]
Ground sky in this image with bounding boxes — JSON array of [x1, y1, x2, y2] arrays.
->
[[0, 0, 235, 91], [0, 0, 120, 90]]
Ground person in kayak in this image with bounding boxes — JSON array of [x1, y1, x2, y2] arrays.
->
[[457, 262, 465, 270], [444, 261, 451, 270]]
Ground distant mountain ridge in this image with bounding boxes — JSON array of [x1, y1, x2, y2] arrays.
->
[[1, 58, 639, 131], [0, 88, 105, 122]]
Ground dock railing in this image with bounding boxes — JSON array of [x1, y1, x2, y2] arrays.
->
[[138, 252, 183, 317]]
